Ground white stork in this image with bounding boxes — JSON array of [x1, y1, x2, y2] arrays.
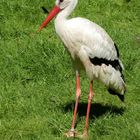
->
[[38, 0, 126, 138]]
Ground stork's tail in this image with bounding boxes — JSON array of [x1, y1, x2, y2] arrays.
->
[[89, 56, 126, 101], [107, 60, 126, 102], [109, 44, 126, 101], [99, 59, 126, 102], [108, 88, 125, 102]]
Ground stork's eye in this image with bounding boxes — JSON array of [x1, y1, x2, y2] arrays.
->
[[60, 0, 64, 2]]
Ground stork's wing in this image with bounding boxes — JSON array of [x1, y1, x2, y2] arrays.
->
[[82, 21, 118, 60], [68, 17, 119, 61], [68, 17, 124, 72]]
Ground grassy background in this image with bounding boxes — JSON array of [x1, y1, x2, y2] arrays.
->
[[0, 0, 140, 139]]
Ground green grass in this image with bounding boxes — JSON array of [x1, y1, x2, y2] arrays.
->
[[0, 0, 140, 139]]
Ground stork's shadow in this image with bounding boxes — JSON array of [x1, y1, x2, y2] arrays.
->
[[63, 101, 125, 119]]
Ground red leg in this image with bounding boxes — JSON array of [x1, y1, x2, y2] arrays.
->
[[65, 71, 81, 137], [82, 81, 94, 138]]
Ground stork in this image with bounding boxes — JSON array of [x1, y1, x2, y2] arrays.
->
[[38, 0, 126, 138]]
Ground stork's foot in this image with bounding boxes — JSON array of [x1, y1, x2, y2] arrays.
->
[[65, 129, 77, 138], [77, 130, 88, 139]]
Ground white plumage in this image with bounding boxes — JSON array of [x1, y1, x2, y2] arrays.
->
[[39, 0, 126, 138], [54, 0, 126, 96]]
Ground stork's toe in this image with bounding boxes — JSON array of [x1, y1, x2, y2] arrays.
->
[[65, 129, 77, 138], [77, 130, 88, 139]]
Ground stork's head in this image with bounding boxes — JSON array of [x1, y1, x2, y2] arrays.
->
[[38, 0, 75, 32], [56, 0, 72, 9]]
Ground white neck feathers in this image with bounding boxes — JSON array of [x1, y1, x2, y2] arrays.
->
[[56, 0, 78, 20]]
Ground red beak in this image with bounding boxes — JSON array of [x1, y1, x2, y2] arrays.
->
[[38, 6, 61, 32]]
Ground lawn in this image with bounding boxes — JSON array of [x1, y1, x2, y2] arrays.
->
[[0, 0, 140, 139]]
